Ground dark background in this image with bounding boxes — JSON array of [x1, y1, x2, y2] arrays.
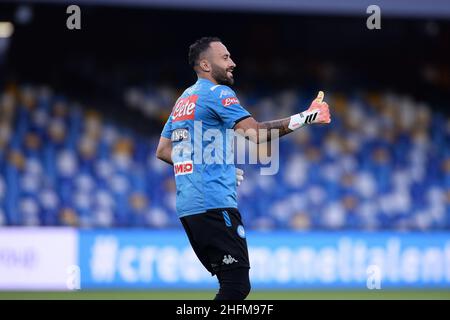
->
[[1, 3, 449, 134]]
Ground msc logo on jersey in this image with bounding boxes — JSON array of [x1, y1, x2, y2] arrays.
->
[[174, 160, 193, 176], [221, 97, 239, 107], [171, 128, 190, 142], [172, 95, 198, 122]]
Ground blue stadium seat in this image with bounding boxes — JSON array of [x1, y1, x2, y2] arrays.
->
[[1, 85, 448, 230]]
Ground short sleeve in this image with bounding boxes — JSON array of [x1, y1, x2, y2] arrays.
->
[[208, 85, 251, 129], [161, 115, 172, 139]]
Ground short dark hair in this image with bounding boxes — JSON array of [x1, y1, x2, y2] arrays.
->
[[188, 36, 221, 67]]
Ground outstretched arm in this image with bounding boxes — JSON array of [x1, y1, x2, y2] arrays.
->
[[235, 116, 292, 143], [234, 91, 331, 144]]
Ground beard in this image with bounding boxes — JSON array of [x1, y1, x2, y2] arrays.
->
[[211, 64, 234, 86]]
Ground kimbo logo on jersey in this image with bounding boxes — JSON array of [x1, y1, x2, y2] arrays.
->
[[172, 95, 198, 122], [174, 160, 193, 176]]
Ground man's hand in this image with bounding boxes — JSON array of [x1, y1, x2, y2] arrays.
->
[[305, 91, 331, 124], [234, 91, 331, 144], [236, 168, 244, 187]]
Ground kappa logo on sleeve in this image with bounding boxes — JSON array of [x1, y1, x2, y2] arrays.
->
[[172, 95, 198, 122], [219, 89, 233, 98], [221, 97, 240, 107]]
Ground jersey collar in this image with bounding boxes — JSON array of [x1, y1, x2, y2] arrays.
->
[[197, 77, 217, 86]]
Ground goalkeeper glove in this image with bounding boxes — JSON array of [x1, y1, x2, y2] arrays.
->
[[288, 91, 331, 131]]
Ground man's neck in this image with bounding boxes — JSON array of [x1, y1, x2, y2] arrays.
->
[[198, 74, 218, 85]]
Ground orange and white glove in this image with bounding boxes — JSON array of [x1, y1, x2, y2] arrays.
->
[[288, 91, 331, 130]]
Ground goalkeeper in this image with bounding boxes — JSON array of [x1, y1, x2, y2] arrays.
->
[[156, 37, 331, 300]]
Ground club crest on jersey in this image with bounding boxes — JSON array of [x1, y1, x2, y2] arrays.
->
[[237, 225, 246, 238], [174, 160, 193, 176], [172, 95, 198, 122], [221, 97, 239, 107]]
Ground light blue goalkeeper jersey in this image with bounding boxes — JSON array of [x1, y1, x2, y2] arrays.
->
[[161, 78, 251, 217]]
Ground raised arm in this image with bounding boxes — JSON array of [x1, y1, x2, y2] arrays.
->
[[234, 91, 331, 144]]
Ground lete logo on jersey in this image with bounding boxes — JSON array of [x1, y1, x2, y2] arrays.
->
[[172, 95, 198, 122], [221, 97, 239, 107]]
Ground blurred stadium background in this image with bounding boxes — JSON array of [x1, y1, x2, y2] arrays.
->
[[0, 0, 450, 299]]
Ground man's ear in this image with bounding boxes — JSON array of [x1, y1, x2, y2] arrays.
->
[[199, 59, 210, 72]]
